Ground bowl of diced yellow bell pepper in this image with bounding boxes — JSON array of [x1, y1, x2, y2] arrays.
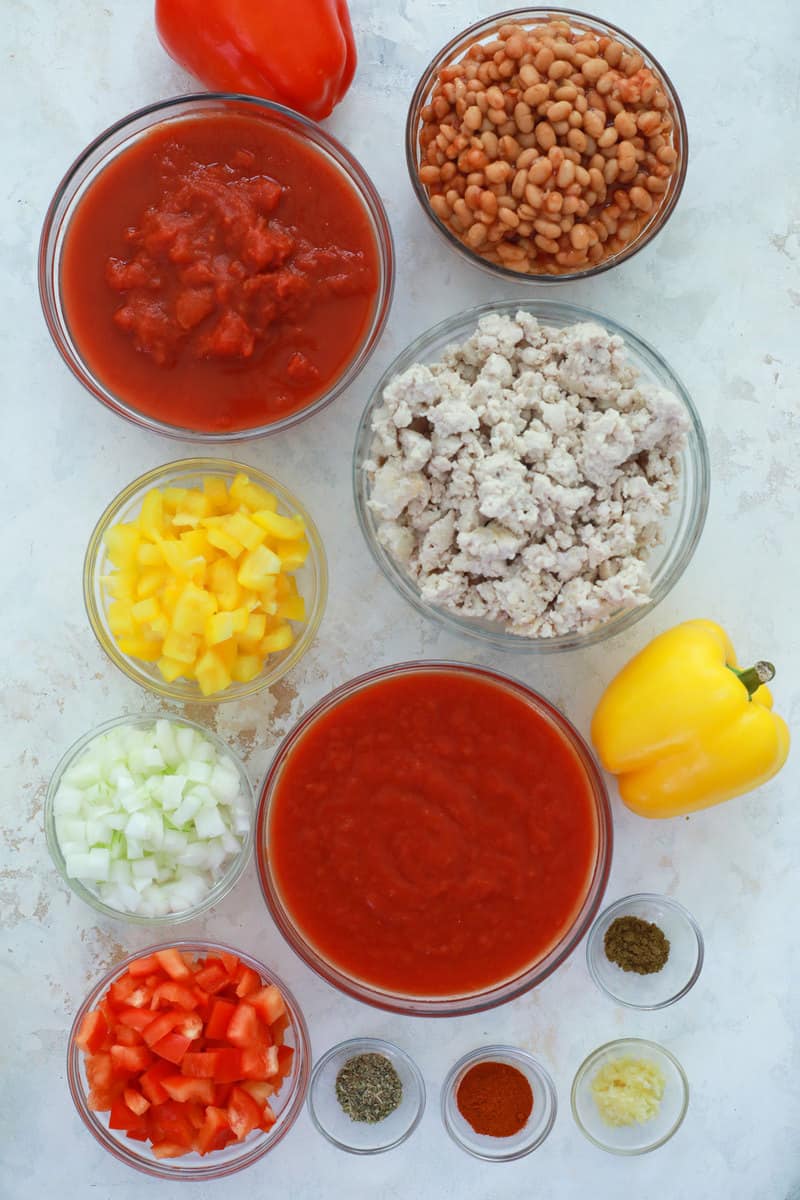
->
[[84, 460, 327, 701]]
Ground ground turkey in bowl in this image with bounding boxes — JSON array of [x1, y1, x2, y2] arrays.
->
[[364, 312, 688, 637]]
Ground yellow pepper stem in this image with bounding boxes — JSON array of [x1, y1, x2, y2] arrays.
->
[[731, 661, 775, 698]]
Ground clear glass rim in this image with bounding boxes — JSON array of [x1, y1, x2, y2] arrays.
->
[[441, 1045, 557, 1161], [307, 1036, 426, 1155], [44, 713, 254, 925], [585, 892, 704, 1010], [66, 938, 311, 1180], [38, 91, 395, 442], [255, 660, 613, 1016], [353, 297, 710, 652], [570, 1036, 690, 1155], [83, 457, 328, 703], [405, 6, 689, 284]]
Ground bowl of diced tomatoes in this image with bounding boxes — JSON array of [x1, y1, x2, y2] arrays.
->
[[67, 941, 310, 1179]]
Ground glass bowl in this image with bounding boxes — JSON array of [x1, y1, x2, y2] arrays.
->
[[571, 1037, 689, 1154], [84, 458, 327, 703], [406, 9, 687, 283], [255, 660, 612, 1016], [39, 92, 394, 441], [67, 940, 311, 1179], [586, 893, 704, 1009], [44, 714, 254, 925], [353, 298, 709, 652], [441, 1046, 557, 1161], [308, 1037, 425, 1154]]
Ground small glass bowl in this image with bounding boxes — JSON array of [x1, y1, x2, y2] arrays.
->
[[571, 1037, 689, 1154], [256, 661, 612, 1017], [442, 1046, 557, 1161], [586, 893, 704, 1009], [353, 299, 709, 652], [406, 9, 687, 283], [67, 940, 311, 1179], [307, 1038, 425, 1154], [44, 714, 254, 925], [84, 458, 327, 703], [39, 92, 394, 440]]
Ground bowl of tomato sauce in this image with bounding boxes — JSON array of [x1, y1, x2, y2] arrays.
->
[[256, 661, 612, 1016], [39, 94, 394, 440]]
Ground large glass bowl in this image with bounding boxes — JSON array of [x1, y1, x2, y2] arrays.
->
[[84, 459, 327, 703], [255, 661, 613, 1016], [353, 299, 709, 652], [67, 940, 311, 1180], [406, 9, 688, 283], [44, 714, 254, 925], [39, 93, 394, 440]]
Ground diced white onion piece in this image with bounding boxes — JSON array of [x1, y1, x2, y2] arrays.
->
[[194, 806, 226, 840]]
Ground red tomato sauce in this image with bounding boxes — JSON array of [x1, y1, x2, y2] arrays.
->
[[268, 670, 599, 998], [60, 113, 380, 433]]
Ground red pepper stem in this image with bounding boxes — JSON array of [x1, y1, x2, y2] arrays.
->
[[733, 661, 775, 697]]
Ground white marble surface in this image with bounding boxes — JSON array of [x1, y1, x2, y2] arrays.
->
[[3, 1, 799, 1196]]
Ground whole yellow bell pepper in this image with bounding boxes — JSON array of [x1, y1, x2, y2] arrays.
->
[[591, 620, 790, 818]]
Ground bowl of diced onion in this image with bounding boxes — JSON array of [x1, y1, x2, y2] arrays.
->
[[44, 715, 254, 924]]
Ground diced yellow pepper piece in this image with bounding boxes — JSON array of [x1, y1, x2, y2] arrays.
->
[[148, 614, 170, 638], [203, 476, 230, 510], [104, 524, 141, 570], [205, 610, 247, 646], [206, 525, 245, 559], [252, 509, 305, 540], [162, 629, 200, 664], [238, 545, 282, 590], [161, 581, 182, 617], [138, 490, 165, 540], [260, 624, 295, 654], [158, 539, 196, 578], [209, 558, 242, 610], [196, 650, 232, 696], [162, 487, 189, 513], [231, 654, 263, 683], [275, 573, 298, 599], [136, 542, 163, 567], [214, 638, 239, 671], [238, 612, 267, 649], [107, 601, 137, 638], [221, 512, 266, 550], [131, 597, 161, 624], [118, 636, 163, 662], [173, 583, 218, 636], [157, 656, 187, 683], [136, 568, 167, 599], [102, 571, 138, 602], [277, 538, 310, 570], [276, 595, 306, 621], [180, 529, 216, 561], [229, 473, 278, 513]]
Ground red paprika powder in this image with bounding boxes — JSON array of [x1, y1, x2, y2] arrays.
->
[[456, 1061, 534, 1137]]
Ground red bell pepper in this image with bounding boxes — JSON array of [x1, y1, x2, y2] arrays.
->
[[155, 0, 357, 121]]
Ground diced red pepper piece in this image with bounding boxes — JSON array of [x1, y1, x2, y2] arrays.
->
[[155, 948, 192, 980], [193, 963, 229, 994], [205, 998, 236, 1041], [113, 1024, 143, 1048], [276, 1044, 295, 1077], [227, 1085, 263, 1142], [234, 965, 261, 998], [245, 985, 286, 1026], [194, 1106, 230, 1156], [213, 1083, 233, 1107], [240, 1044, 279, 1081], [181, 1051, 219, 1079], [161, 1075, 215, 1105], [143, 1011, 184, 1048], [218, 951, 239, 976], [85, 1052, 114, 1091], [111, 1043, 154, 1076], [123, 1087, 150, 1116], [107, 975, 141, 1007], [109, 1097, 148, 1134], [146, 1099, 195, 1149], [139, 1061, 173, 1106], [151, 1141, 188, 1160], [117, 1005, 158, 1033], [210, 1048, 244, 1084], [240, 1080, 275, 1102], [226, 1003, 267, 1049], [270, 1013, 289, 1045], [75, 1010, 108, 1055], [151, 1031, 193, 1065], [259, 1099, 277, 1131], [150, 981, 199, 1010], [127, 954, 162, 978]]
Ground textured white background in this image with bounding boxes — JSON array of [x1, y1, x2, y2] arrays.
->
[[2, 1, 799, 1197]]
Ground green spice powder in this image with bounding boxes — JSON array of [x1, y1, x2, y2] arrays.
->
[[335, 1052, 403, 1123], [604, 914, 671, 975]]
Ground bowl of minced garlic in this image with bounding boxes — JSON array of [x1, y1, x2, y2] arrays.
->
[[571, 1037, 689, 1154]]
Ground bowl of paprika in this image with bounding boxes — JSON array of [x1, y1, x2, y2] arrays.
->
[[441, 1046, 557, 1161]]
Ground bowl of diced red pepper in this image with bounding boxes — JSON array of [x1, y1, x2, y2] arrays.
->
[[67, 941, 310, 1179]]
